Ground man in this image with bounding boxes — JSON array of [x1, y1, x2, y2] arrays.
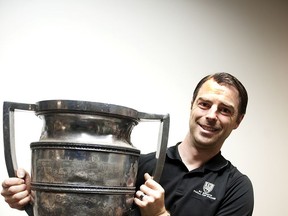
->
[[2, 72, 254, 216], [133, 72, 253, 216]]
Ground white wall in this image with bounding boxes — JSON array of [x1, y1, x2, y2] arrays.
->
[[0, 0, 287, 215]]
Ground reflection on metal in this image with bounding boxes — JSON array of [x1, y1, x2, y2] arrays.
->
[[3, 100, 169, 216]]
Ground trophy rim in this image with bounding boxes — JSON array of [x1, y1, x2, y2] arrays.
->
[[35, 99, 139, 120]]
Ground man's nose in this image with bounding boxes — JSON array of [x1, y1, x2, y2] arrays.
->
[[206, 106, 218, 120]]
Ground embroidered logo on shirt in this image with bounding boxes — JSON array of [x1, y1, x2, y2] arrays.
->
[[193, 181, 216, 200]]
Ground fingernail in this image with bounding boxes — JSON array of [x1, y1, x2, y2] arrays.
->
[[17, 170, 25, 178]]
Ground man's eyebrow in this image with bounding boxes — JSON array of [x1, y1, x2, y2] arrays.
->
[[196, 97, 211, 103], [197, 97, 235, 109]]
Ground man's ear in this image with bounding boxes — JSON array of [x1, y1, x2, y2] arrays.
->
[[234, 114, 245, 129]]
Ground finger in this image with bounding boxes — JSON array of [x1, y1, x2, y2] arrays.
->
[[139, 193, 145, 201], [4, 189, 29, 202], [134, 196, 146, 207], [1, 183, 27, 196], [135, 191, 145, 200], [144, 175, 163, 191], [7, 194, 31, 210], [134, 192, 148, 207], [11, 189, 30, 201], [8, 184, 27, 195], [2, 178, 25, 189], [18, 195, 31, 206], [140, 184, 154, 197], [3, 188, 30, 208], [140, 180, 164, 200]]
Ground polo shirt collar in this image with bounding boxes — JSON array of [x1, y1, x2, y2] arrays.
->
[[167, 142, 229, 172]]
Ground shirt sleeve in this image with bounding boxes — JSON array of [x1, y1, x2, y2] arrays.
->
[[215, 174, 254, 216]]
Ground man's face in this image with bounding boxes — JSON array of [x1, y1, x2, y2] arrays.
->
[[189, 79, 243, 150]]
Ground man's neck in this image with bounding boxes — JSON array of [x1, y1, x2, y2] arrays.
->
[[178, 134, 220, 171]]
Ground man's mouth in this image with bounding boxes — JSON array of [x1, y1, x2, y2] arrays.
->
[[200, 124, 219, 132]]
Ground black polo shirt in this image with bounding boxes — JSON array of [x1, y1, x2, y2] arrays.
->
[[133, 143, 254, 216]]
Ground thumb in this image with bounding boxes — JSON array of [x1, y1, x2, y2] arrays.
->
[[16, 168, 26, 179], [17, 168, 32, 191], [144, 173, 153, 181]]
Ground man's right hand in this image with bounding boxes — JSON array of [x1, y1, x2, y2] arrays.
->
[[1, 168, 32, 210]]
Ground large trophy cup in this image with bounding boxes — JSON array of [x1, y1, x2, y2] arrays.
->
[[3, 100, 169, 216]]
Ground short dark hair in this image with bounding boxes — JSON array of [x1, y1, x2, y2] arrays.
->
[[192, 72, 248, 119]]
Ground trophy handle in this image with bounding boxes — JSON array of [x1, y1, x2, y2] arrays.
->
[[137, 112, 170, 182], [3, 102, 36, 216]]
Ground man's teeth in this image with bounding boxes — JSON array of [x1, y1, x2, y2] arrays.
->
[[202, 125, 217, 131]]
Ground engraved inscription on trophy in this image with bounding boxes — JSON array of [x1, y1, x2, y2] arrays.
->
[[33, 149, 138, 187]]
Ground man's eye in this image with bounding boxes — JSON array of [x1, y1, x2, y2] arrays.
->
[[220, 107, 232, 115], [198, 102, 210, 109]]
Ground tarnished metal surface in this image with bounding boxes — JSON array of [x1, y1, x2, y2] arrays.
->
[[31, 143, 138, 216], [30, 110, 139, 216], [3, 100, 170, 216], [31, 143, 139, 186], [33, 191, 134, 216], [37, 113, 137, 146]]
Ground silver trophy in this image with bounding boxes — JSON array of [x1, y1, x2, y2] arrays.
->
[[3, 100, 169, 216]]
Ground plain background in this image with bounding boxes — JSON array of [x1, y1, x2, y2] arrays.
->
[[0, 0, 287, 215]]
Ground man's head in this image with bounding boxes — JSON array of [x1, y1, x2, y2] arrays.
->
[[188, 72, 248, 151], [192, 72, 248, 122]]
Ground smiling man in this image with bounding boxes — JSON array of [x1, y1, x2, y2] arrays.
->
[[134, 72, 254, 216], [1, 73, 254, 216]]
